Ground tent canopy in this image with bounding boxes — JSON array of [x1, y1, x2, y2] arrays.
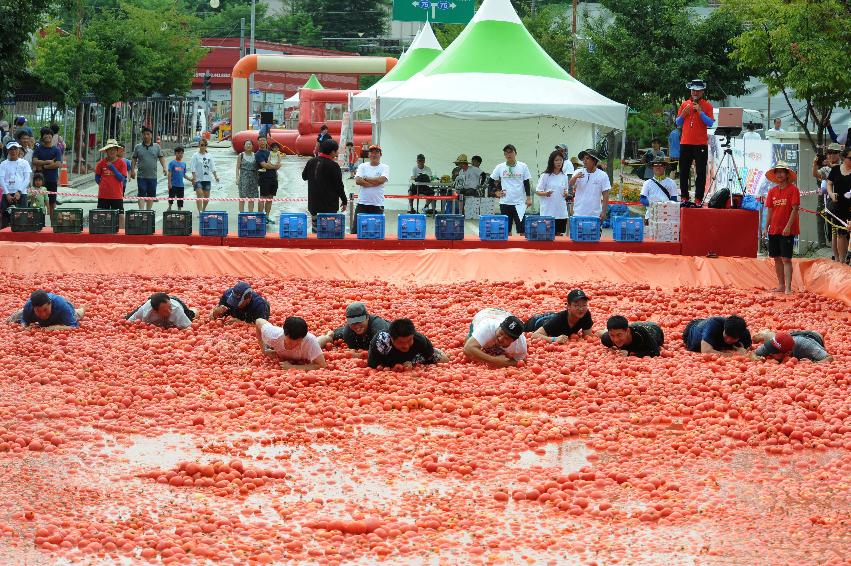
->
[[284, 74, 324, 108], [350, 23, 443, 113]]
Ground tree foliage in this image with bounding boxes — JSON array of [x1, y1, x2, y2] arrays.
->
[[194, 2, 321, 46], [576, 0, 750, 113], [34, 2, 205, 106], [0, 0, 67, 101], [310, 0, 390, 43], [722, 0, 851, 149]]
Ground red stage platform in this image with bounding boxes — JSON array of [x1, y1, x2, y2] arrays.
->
[[0, 209, 760, 257], [0, 229, 683, 254]]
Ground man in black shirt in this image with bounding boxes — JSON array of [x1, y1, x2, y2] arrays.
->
[[525, 289, 593, 343], [318, 301, 390, 350], [599, 315, 664, 357], [303, 139, 348, 233], [367, 318, 448, 369], [211, 281, 270, 323]]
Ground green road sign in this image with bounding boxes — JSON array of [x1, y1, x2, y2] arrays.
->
[[392, 0, 475, 24]]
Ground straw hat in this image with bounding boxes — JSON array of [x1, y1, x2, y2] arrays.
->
[[765, 160, 797, 184], [454, 153, 469, 165], [99, 138, 122, 152]]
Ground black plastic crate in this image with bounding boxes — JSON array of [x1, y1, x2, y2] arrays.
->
[[125, 210, 155, 235], [10, 208, 45, 233], [52, 208, 83, 234], [163, 210, 193, 236], [88, 209, 120, 234]]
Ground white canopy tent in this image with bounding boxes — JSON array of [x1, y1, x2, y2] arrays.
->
[[283, 74, 324, 109], [372, 0, 626, 203], [350, 23, 443, 113]]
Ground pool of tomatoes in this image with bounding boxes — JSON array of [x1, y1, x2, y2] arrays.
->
[[0, 272, 849, 565]]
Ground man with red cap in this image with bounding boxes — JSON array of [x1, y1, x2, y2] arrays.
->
[[752, 330, 831, 362]]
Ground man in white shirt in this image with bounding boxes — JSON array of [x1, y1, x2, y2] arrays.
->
[[742, 121, 762, 142], [126, 292, 196, 329], [766, 118, 785, 138], [490, 144, 532, 234], [640, 159, 679, 219], [409, 153, 434, 214], [354, 145, 390, 234], [255, 316, 326, 371], [452, 154, 482, 215], [463, 308, 527, 367], [0, 141, 32, 212], [569, 149, 611, 221]]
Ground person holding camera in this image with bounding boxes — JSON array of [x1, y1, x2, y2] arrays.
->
[[675, 79, 714, 206]]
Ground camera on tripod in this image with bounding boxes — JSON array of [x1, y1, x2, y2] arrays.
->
[[715, 107, 744, 147], [708, 108, 746, 206]]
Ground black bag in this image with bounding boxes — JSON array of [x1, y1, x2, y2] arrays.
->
[[708, 188, 731, 209]]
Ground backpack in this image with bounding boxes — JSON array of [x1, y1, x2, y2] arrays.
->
[[707, 188, 731, 209]]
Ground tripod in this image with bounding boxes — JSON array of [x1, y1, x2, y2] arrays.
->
[[708, 134, 745, 206]]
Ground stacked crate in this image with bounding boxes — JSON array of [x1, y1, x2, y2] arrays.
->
[[647, 201, 681, 242]]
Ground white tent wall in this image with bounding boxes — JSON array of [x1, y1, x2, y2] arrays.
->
[[374, 115, 593, 210]]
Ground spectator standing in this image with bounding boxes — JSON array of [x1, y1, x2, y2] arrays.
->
[[16, 131, 34, 165], [255, 136, 281, 224], [742, 122, 762, 142], [826, 148, 851, 264], [14, 116, 33, 138], [303, 139, 347, 233], [167, 147, 191, 211], [50, 123, 65, 155], [345, 141, 358, 179], [490, 144, 532, 235], [675, 79, 715, 205], [764, 162, 800, 293], [189, 140, 219, 212], [535, 150, 570, 236], [640, 158, 679, 220], [812, 144, 841, 249], [236, 139, 259, 213], [453, 154, 483, 215], [766, 118, 785, 139], [131, 127, 167, 210], [31, 128, 63, 221], [353, 145, 389, 235], [0, 141, 32, 227], [118, 145, 132, 197], [94, 139, 129, 229], [314, 124, 332, 156], [668, 125, 681, 160], [569, 149, 611, 223]]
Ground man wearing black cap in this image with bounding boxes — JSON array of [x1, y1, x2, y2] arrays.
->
[[211, 281, 270, 323], [569, 149, 610, 221], [675, 79, 714, 205], [489, 144, 532, 235], [525, 289, 593, 343], [598, 315, 664, 358], [318, 301, 390, 350], [367, 318, 448, 369], [464, 308, 527, 367], [303, 139, 347, 233]]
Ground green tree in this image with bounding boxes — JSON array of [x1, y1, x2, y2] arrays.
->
[[576, 0, 750, 113], [723, 0, 851, 150], [0, 0, 67, 102]]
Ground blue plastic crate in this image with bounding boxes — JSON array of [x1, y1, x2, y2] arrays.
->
[[612, 215, 644, 242], [357, 214, 385, 240], [317, 213, 346, 239], [397, 213, 426, 240], [238, 212, 267, 238], [524, 215, 556, 241], [569, 216, 601, 242], [479, 214, 509, 241], [199, 211, 228, 237], [435, 214, 465, 240], [603, 204, 629, 228], [279, 212, 308, 239]]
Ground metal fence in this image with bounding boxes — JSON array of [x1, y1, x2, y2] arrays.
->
[[1, 96, 202, 183]]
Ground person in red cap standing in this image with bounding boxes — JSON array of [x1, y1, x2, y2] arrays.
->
[[752, 330, 832, 362], [764, 161, 800, 294], [675, 79, 714, 205]]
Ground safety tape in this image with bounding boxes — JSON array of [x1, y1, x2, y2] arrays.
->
[[35, 190, 305, 202]]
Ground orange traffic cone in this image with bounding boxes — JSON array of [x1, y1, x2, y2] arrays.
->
[[59, 162, 69, 186]]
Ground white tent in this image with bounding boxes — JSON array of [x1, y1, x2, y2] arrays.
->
[[283, 74, 324, 109], [350, 23, 443, 113], [373, 0, 626, 204]]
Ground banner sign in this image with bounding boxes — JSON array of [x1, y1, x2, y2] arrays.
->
[[709, 137, 799, 197], [392, 0, 475, 24]]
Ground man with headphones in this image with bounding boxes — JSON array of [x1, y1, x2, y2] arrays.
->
[[211, 281, 270, 323]]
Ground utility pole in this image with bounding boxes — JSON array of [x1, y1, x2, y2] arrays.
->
[[240, 18, 246, 58], [249, 0, 256, 114]]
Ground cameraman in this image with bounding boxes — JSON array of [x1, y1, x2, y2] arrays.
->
[[675, 79, 714, 206]]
